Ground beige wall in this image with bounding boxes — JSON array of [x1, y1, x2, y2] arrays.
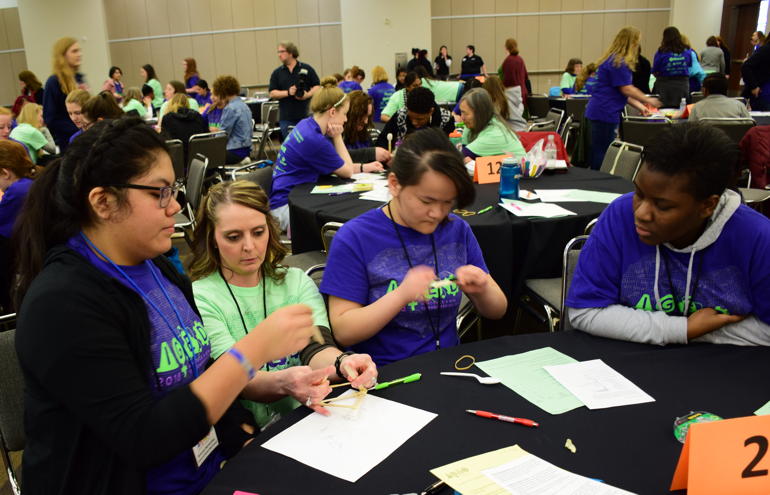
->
[[670, 0, 723, 53], [340, 0, 431, 85], [0, 7, 26, 106], [17, 0, 111, 96], [431, 0, 672, 94], [104, 0, 343, 91]]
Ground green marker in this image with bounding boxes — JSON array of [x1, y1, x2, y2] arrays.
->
[[477, 206, 493, 214], [374, 372, 422, 390]]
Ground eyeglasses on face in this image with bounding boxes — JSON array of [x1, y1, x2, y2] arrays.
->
[[103, 179, 185, 208]]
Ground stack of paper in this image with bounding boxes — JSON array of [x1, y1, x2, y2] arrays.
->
[[310, 183, 374, 194], [534, 189, 622, 204], [430, 445, 635, 495], [499, 199, 576, 218], [545, 159, 569, 170], [261, 391, 436, 482]]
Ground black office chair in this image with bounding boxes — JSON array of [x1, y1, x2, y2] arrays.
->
[[188, 132, 227, 174]]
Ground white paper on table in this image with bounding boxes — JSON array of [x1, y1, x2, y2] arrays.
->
[[351, 172, 388, 183], [534, 189, 622, 204], [359, 184, 391, 202], [482, 450, 636, 495], [465, 160, 476, 176], [499, 200, 576, 218], [543, 359, 655, 409], [750, 111, 770, 116], [261, 390, 437, 482], [545, 159, 568, 170]]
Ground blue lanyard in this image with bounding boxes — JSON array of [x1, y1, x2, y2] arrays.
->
[[80, 233, 200, 378]]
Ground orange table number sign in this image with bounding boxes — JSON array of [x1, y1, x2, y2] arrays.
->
[[671, 415, 770, 494], [473, 155, 509, 184]]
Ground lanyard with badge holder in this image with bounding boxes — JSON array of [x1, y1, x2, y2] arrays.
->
[[80, 233, 219, 467], [386, 202, 443, 350]]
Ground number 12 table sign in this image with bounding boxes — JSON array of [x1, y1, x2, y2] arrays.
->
[[473, 154, 509, 184], [671, 414, 770, 494]]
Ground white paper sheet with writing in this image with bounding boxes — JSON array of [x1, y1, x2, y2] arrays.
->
[[543, 359, 655, 409], [261, 390, 437, 482], [481, 447, 636, 495]]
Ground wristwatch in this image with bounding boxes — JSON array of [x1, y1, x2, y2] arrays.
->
[[334, 351, 355, 380]]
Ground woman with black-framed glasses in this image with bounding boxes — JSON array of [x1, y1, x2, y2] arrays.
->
[[12, 118, 317, 495]]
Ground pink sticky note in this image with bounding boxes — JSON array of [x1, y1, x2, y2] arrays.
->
[[233, 491, 260, 495]]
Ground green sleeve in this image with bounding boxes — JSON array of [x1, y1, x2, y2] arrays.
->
[[188, 97, 199, 111], [159, 101, 169, 118], [382, 89, 404, 118], [289, 269, 336, 364], [149, 79, 164, 108], [560, 72, 573, 89], [193, 283, 238, 360]]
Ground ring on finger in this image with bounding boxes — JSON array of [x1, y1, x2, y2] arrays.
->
[[305, 396, 312, 407]]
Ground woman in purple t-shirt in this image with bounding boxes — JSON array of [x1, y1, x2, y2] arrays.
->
[[320, 129, 507, 365], [270, 78, 385, 231]]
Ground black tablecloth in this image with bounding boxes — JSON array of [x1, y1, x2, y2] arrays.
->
[[288, 167, 633, 299], [202, 331, 770, 495]]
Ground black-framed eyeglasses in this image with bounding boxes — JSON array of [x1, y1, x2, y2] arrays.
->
[[103, 179, 184, 208]]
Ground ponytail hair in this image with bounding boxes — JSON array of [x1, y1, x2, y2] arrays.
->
[[310, 77, 347, 114], [13, 118, 168, 308]]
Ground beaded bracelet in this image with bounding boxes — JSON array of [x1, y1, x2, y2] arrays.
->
[[227, 347, 256, 381]]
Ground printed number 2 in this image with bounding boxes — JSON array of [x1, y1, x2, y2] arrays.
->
[[742, 435, 769, 478], [486, 161, 501, 175]]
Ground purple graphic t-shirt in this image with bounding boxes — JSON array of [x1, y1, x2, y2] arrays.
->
[[320, 208, 488, 365], [67, 234, 223, 495]]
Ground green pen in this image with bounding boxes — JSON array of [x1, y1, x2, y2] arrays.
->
[[374, 372, 422, 390], [477, 206, 493, 214]]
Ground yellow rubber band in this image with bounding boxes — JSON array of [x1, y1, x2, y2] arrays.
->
[[454, 354, 476, 371]]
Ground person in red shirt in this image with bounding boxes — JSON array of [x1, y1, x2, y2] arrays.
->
[[500, 38, 529, 122]]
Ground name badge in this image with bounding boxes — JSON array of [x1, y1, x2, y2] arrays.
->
[[192, 426, 219, 468]]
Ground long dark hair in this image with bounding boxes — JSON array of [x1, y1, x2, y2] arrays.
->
[[13, 118, 167, 308], [659, 26, 686, 54], [142, 64, 158, 81], [390, 128, 475, 209]]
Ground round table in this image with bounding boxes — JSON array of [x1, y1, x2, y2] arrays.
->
[[288, 167, 633, 299], [201, 330, 770, 495]]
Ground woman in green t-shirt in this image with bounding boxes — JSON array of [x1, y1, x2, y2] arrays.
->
[[141, 63, 164, 110], [458, 88, 526, 163], [189, 180, 378, 428]]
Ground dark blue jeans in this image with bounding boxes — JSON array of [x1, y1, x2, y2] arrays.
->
[[279, 119, 302, 140], [588, 119, 619, 170]]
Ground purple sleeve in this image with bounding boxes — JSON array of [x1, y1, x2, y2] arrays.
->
[[310, 135, 345, 174], [607, 62, 632, 88], [186, 75, 199, 89], [652, 51, 663, 75], [319, 223, 370, 305], [566, 197, 627, 308]]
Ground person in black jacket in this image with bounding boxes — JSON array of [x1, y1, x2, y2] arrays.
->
[[13, 118, 317, 495], [632, 46, 652, 94], [742, 40, 770, 111], [160, 93, 210, 164]]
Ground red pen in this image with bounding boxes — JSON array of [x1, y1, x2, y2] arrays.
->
[[466, 409, 539, 427]]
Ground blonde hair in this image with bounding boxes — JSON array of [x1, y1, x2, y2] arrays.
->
[[167, 93, 190, 113], [16, 103, 42, 128], [189, 180, 288, 282], [310, 76, 347, 114], [52, 37, 79, 94], [575, 63, 597, 92], [596, 26, 640, 71], [123, 87, 142, 105], [371, 66, 388, 84], [65, 88, 90, 107]]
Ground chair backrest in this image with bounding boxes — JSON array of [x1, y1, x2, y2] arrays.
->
[[526, 120, 556, 132], [545, 108, 565, 134], [699, 118, 755, 144], [305, 264, 326, 289], [262, 101, 279, 127], [620, 117, 671, 148], [0, 329, 25, 453], [186, 154, 209, 213], [188, 132, 227, 171], [242, 165, 273, 196], [600, 140, 643, 181], [165, 139, 185, 179], [527, 95, 550, 118], [321, 221, 343, 253], [690, 92, 704, 104], [565, 97, 589, 122], [560, 235, 589, 331]]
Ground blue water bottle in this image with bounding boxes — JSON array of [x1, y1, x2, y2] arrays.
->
[[499, 158, 521, 200]]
